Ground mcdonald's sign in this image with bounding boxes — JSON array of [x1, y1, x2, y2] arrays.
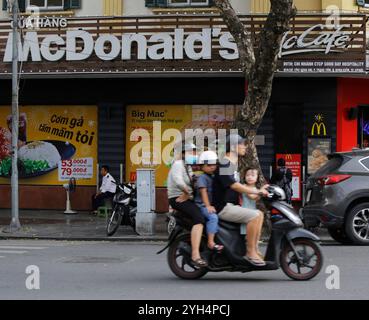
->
[[311, 122, 327, 136]]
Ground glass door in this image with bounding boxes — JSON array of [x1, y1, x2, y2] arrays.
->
[[358, 107, 369, 149]]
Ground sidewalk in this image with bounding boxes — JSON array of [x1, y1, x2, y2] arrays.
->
[[0, 209, 333, 242], [0, 209, 169, 241]]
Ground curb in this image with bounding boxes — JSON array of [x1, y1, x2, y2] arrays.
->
[[0, 234, 169, 242], [0, 234, 336, 243]]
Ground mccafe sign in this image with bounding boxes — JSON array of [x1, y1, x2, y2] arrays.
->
[[2, 23, 356, 63]]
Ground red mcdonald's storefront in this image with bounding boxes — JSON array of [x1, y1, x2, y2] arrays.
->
[[337, 78, 369, 152]]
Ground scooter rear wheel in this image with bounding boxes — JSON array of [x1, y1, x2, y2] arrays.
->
[[167, 234, 208, 280], [280, 239, 323, 281]]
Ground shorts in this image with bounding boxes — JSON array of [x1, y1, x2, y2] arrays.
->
[[218, 203, 260, 224], [169, 198, 205, 226]]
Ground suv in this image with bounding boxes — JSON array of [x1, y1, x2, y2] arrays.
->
[[302, 149, 369, 245]]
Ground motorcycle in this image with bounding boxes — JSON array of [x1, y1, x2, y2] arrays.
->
[[158, 185, 323, 281], [106, 182, 137, 236]]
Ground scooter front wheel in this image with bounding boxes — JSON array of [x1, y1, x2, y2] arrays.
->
[[280, 239, 323, 281], [167, 234, 208, 280], [106, 207, 123, 236]]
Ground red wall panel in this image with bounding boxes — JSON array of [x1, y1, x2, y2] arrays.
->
[[337, 78, 369, 152]]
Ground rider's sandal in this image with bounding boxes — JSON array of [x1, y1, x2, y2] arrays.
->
[[257, 252, 264, 259], [243, 256, 266, 267], [191, 258, 208, 268], [209, 244, 224, 252]]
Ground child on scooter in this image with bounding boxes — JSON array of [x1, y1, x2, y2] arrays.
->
[[195, 151, 224, 252], [241, 167, 265, 259]]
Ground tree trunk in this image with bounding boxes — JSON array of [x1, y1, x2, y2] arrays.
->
[[215, 0, 296, 182]]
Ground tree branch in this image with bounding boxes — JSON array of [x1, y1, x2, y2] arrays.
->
[[241, 0, 296, 125], [214, 0, 255, 73], [242, 0, 296, 126], [214, 0, 296, 181]]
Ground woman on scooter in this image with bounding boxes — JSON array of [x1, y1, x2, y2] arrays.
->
[[167, 143, 207, 268]]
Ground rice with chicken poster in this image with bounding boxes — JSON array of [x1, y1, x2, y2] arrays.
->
[[126, 105, 240, 187], [0, 105, 98, 186]]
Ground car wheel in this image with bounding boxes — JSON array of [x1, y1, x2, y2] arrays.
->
[[345, 203, 369, 246], [327, 227, 352, 245]]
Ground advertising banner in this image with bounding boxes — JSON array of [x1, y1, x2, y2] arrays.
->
[[126, 105, 240, 187], [0, 105, 97, 186], [307, 137, 332, 175], [276, 154, 302, 201]]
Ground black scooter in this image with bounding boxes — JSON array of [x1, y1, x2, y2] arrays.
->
[[158, 185, 323, 281], [106, 182, 137, 236]]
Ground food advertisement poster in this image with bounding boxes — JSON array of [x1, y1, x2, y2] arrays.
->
[[276, 154, 302, 201], [307, 137, 331, 175], [0, 106, 98, 186], [126, 105, 240, 187]]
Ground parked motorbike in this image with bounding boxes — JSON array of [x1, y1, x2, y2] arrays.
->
[[158, 185, 323, 281], [106, 182, 137, 236]]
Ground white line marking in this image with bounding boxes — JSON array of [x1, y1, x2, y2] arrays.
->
[[0, 246, 46, 250], [0, 250, 27, 254]]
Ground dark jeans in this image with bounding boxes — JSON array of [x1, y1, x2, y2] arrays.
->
[[169, 198, 205, 226], [92, 192, 115, 210]]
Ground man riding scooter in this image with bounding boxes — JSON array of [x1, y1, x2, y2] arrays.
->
[[159, 135, 323, 281], [213, 134, 269, 266]]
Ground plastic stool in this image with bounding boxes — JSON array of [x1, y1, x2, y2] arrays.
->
[[97, 206, 109, 218], [97, 199, 113, 218]]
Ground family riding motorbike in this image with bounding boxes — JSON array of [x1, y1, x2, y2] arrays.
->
[[106, 182, 137, 236], [158, 185, 323, 281]]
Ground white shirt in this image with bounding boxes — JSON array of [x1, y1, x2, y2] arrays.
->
[[100, 173, 116, 194]]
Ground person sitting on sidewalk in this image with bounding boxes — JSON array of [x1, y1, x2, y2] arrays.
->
[[91, 165, 117, 214]]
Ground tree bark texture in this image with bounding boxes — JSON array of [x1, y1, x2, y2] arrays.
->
[[214, 0, 297, 181]]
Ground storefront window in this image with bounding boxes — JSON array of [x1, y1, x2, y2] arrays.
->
[[28, 0, 64, 10], [357, 0, 369, 8], [358, 107, 369, 149], [168, 0, 209, 6]]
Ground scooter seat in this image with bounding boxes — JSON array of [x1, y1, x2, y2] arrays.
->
[[219, 220, 241, 231]]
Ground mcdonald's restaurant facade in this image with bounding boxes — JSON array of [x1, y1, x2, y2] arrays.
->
[[0, 13, 368, 211]]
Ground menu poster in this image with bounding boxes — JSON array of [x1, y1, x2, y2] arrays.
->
[[192, 105, 208, 122], [208, 105, 226, 123], [0, 105, 97, 186], [307, 137, 332, 175]]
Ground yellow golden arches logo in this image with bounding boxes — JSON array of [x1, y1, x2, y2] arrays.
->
[[285, 154, 293, 160], [311, 122, 327, 136]]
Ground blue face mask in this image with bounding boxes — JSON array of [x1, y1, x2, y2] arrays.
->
[[185, 155, 198, 165]]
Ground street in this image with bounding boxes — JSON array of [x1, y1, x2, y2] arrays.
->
[[0, 239, 368, 300]]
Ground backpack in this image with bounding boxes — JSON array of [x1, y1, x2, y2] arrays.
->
[[183, 161, 198, 198]]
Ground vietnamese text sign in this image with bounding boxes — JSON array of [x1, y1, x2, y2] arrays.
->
[[0, 105, 97, 185], [58, 157, 94, 181]]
